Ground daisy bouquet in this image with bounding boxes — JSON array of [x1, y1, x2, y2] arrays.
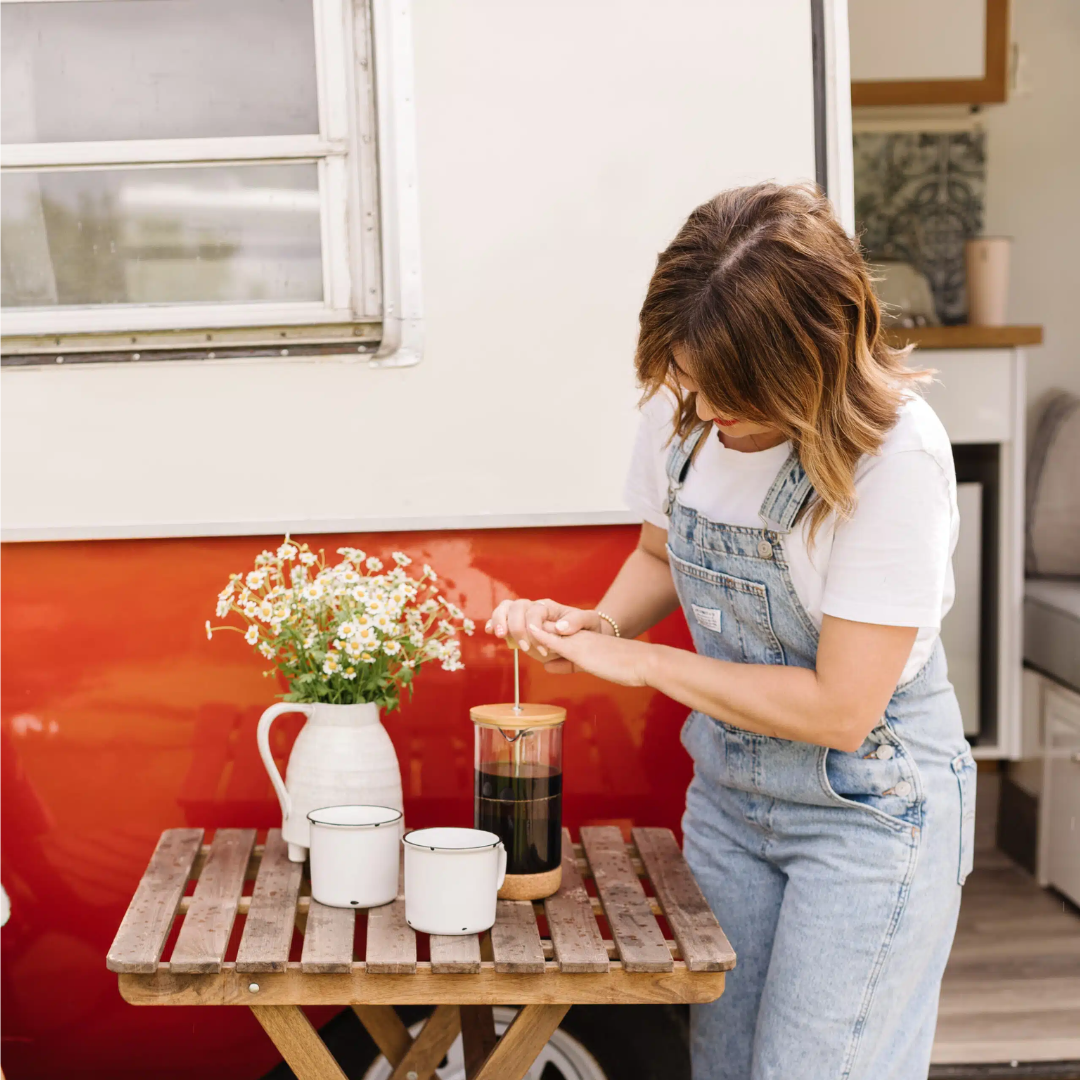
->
[[206, 538, 472, 710]]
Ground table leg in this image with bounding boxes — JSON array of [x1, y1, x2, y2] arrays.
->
[[471, 1004, 571, 1080], [250, 1005, 348, 1080], [352, 1005, 412, 1066], [387, 1004, 461, 1080], [459, 1005, 498, 1078]]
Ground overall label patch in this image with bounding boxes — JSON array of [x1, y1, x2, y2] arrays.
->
[[691, 604, 723, 633]]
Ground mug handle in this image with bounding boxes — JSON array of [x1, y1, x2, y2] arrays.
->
[[256, 702, 313, 824], [495, 844, 507, 891]]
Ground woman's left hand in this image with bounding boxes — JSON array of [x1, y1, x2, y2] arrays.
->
[[527, 622, 655, 687]]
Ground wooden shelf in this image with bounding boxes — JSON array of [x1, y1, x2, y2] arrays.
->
[[884, 325, 1043, 350]]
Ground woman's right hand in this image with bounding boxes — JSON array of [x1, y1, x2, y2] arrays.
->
[[485, 598, 602, 658]]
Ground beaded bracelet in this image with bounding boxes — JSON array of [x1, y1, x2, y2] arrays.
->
[[595, 610, 621, 638]]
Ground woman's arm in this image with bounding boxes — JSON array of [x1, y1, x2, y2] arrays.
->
[[594, 522, 680, 639], [526, 613, 918, 752], [487, 522, 679, 653]]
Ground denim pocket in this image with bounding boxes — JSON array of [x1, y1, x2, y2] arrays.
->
[[819, 728, 920, 834], [667, 547, 784, 664], [951, 748, 977, 885]]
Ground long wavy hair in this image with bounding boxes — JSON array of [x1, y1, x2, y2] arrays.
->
[[635, 182, 929, 541]]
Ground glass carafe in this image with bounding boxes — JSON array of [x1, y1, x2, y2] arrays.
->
[[471, 703, 565, 900]]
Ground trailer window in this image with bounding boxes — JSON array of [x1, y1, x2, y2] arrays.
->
[[0, 0, 383, 363]]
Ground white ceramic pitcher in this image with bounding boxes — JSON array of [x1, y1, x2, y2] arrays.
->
[[257, 702, 403, 862]]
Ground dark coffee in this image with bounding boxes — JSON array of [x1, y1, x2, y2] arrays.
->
[[474, 763, 562, 876]]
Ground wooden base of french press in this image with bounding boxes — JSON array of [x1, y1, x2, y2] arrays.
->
[[497, 866, 562, 901]]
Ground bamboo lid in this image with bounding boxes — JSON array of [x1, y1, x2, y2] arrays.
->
[[470, 703, 566, 729]]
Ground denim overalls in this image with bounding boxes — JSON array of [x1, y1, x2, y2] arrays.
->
[[665, 428, 976, 1080]]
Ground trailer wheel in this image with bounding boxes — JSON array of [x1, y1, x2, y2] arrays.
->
[[358, 1005, 689, 1080]]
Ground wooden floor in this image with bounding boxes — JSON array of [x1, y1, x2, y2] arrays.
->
[[932, 850, 1080, 1066]]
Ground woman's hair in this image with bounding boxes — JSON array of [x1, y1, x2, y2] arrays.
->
[[635, 181, 929, 541]]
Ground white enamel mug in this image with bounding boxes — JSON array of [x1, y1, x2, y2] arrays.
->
[[307, 805, 402, 909], [403, 827, 506, 935]]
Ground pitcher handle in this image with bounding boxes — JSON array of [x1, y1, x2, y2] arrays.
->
[[495, 843, 507, 891], [257, 702, 313, 824]]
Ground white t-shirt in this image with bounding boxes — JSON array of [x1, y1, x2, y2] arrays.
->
[[624, 390, 959, 684]]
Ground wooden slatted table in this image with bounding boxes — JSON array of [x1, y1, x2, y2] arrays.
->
[[108, 825, 735, 1080]]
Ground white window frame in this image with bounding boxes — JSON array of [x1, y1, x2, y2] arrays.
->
[[0, 0, 421, 363]]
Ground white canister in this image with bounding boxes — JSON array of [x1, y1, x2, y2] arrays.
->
[[403, 827, 506, 936], [307, 805, 402, 909]]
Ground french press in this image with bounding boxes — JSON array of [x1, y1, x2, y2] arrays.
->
[[471, 646, 565, 900]]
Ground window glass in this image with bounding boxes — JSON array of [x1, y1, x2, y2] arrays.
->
[[1, 0, 319, 144], [2, 164, 323, 308]]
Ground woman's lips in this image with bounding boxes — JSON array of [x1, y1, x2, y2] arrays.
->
[[713, 418, 739, 428]]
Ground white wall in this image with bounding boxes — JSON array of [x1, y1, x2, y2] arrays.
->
[[1, 0, 818, 540], [981, 0, 1080, 435]]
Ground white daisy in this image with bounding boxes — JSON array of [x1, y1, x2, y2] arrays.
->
[[343, 666, 357, 680], [205, 620, 214, 641], [366, 556, 384, 572], [259, 642, 275, 659], [277, 543, 298, 561], [337, 621, 357, 639], [246, 570, 266, 590], [245, 624, 260, 645], [392, 552, 412, 567], [323, 656, 341, 675], [360, 651, 377, 664], [299, 551, 317, 567], [216, 598, 231, 618], [344, 640, 364, 659], [382, 639, 402, 656]]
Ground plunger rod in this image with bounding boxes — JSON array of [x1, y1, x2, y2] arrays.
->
[[513, 642, 521, 714]]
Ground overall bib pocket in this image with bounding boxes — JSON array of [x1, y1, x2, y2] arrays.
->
[[667, 547, 785, 665], [951, 748, 977, 884]]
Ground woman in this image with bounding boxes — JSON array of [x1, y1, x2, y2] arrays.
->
[[486, 183, 975, 1080]]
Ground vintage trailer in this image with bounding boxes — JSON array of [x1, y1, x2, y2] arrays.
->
[[1, 1, 873, 1076]]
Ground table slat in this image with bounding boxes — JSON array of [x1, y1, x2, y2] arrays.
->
[[301, 901, 355, 974], [580, 826, 672, 973], [107, 828, 204, 973], [544, 828, 609, 973], [490, 901, 545, 974], [366, 897, 417, 974], [169, 828, 255, 974], [632, 827, 736, 972], [235, 829, 303, 973], [429, 934, 481, 973]]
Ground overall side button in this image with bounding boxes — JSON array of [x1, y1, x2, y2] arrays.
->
[[757, 539, 774, 559]]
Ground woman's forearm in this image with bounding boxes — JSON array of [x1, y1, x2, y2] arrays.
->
[[641, 615, 918, 752], [643, 645, 847, 748], [598, 546, 680, 640]]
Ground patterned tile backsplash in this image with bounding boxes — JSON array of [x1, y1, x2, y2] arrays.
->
[[853, 131, 985, 324]]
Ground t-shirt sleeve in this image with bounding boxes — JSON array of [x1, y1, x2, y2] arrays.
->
[[623, 396, 672, 530], [820, 449, 954, 628]]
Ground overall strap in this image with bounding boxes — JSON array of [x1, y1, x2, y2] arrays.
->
[[758, 449, 815, 533], [663, 425, 709, 516]]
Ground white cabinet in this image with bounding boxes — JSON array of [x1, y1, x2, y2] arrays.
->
[[849, 0, 987, 83], [923, 347, 1026, 759], [1039, 683, 1080, 906]]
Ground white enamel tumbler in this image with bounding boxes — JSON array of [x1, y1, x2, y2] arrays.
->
[[306, 805, 402, 909], [402, 827, 506, 935]]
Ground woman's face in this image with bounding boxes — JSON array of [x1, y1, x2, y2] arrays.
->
[[671, 345, 780, 442]]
